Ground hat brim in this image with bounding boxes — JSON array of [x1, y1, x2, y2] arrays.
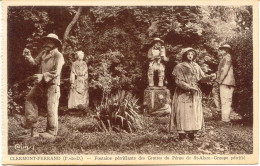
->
[[219, 46, 231, 50], [182, 48, 197, 55], [153, 40, 164, 44], [42, 36, 62, 48], [182, 48, 197, 60]]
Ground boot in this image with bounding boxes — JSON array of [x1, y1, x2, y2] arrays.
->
[[188, 133, 195, 141], [20, 122, 31, 129], [39, 132, 55, 139], [31, 128, 39, 137], [178, 133, 186, 141]]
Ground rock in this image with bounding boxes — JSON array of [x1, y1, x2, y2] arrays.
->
[[215, 142, 221, 148], [209, 130, 216, 136], [198, 147, 212, 154], [214, 142, 225, 151], [203, 107, 213, 118], [230, 111, 242, 120], [150, 104, 171, 116]]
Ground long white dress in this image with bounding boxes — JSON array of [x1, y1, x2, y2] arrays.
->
[[68, 60, 89, 109]]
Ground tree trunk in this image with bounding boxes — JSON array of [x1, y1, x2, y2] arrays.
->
[[62, 7, 82, 53]]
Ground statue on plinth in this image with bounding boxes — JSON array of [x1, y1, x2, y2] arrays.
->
[[147, 38, 169, 87], [144, 38, 170, 113]]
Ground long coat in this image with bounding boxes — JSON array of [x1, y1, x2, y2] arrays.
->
[[170, 62, 207, 133], [68, 60, 89, 109]]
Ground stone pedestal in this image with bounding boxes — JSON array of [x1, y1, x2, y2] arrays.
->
[[143, 86, 171, 113]]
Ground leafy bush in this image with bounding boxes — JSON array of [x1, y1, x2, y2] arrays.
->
[[88, 50, 125, 102], [8, 89, 23, 115], [7, 85, 32, 116], [227, 29, 253, 124], [7, 6, 253, 123], [93, 91, 143, 133]]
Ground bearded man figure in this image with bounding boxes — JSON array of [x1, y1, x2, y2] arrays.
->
[[21, 33, 65, 138]]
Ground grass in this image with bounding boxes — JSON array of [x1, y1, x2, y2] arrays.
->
[[8, 108, 253, 155]]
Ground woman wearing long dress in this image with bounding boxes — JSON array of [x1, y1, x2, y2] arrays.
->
[[68, 51, 89, 109], [169, 48, 214, 141]]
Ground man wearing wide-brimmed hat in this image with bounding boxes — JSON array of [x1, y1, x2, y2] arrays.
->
[[22, 33, 65, 138], [215, 44, 235, 123], [147, 37, 169, 87]]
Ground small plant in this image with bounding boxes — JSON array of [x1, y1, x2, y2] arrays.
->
[[8, 84, 33, 116], [8, 88, 25, 116], [93, 90, 143, 133]]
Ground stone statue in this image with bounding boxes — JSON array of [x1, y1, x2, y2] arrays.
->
[[68, 51, 89, 109], [21, 33, 64, 138], [147, 38, 169, 87], [144, 38, 170, 113]]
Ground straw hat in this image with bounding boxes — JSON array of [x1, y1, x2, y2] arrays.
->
[[181, 47, 197, 60], [219, 44, 231, 50], [42, 33, 62, 48], [152, 37, 164, 44]]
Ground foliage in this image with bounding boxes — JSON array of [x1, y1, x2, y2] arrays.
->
[[7, 6, 253, 122], [88, 50, 125, 101], [7, 6, 76, 82], [8, 7, 50, 83], [93, 91, 143, 133], [8, 88, 23, 115], [7, 85, 32, 115], [227, 29, 253, 124]]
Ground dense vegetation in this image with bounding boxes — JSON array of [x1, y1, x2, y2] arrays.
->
[[7, 6, 253, 123]]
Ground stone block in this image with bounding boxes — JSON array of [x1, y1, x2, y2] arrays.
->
[[143, 87, 171, 113]]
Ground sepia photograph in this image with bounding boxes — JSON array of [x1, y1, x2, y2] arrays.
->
[[2, 0, 259, 165]]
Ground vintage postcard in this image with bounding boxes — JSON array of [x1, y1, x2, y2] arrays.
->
[[1, 0, 259, 165]]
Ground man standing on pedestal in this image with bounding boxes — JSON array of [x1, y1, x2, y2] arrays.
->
[[147, 38, 169, 87], [21, 33, 65, 138], [216, 44, 236, 122]]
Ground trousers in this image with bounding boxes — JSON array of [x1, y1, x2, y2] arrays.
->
[[212, 84, 220, 110], [25, 84, 60, 135], [148, 62, 165, 86], [219, 84, 234, 122]]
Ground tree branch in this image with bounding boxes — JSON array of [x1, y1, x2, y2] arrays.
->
[[62, 7, 82, 52]]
